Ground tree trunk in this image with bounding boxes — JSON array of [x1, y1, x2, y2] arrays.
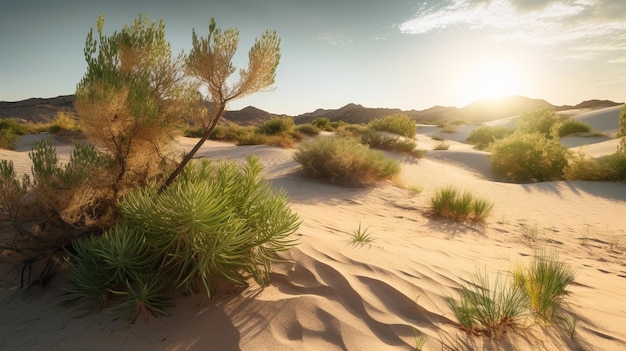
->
[[159, 102, 226, 192]]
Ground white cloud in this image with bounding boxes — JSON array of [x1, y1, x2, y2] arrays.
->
[[399, 0, 626, 57]]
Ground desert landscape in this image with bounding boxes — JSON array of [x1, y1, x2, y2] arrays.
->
[[0, 104, 625, 351]]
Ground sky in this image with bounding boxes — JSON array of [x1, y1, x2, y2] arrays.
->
[[1, 0, 625, 115]]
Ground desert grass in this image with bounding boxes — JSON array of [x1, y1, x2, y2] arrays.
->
[[433, 140, 450, 150], [447, 269, 528, 337], [430, 186, 494, 223], [351, 222, 375, 245], [513, 250, 576, 323]]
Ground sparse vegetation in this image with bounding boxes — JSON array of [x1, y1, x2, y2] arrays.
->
[[515, 109, 561, 138], [360, 129, 424, 156], [564, 150, 626, 181], [311, 117, 334, 131], [556, 119, 592, 137], [466, 125, 513, 150], [368, 113, 416, 138], [294, 136, 400, 186], [295, 123, 321, 136], [491, 132, 569, 182], [433, 140, 450, 150], [430, 186, 493, 223]]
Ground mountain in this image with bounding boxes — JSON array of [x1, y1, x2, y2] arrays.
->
[[1, 94, 622, 126]]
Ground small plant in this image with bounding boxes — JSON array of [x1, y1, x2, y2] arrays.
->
[[407, 184, 423, 194], [434, 140, 450, 150], [557, 313, 578, 339], [556, 119, 592, 137], [430, 186, 493, 223], [447, 269, 528, 337], [411, 327, 427, 350], [351, 222, 375, 245], [513, 250, 576, 323]]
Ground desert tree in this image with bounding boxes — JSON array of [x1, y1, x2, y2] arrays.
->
[[161, 18, 281, 189], [75, 13, 188, 196]]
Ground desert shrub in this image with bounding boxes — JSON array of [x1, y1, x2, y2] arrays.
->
[[0, 160, 26, 219], [207, 124, 256, 142], [516, 109, 560, 138], [466, 125, 513, 150], [619, 104, 626, 151], [296, 124, 321, 136], [513, 250, 575, 323], [430, 186, 493, 223], [47, 111, 80, 133], [331, 120, 345, 129], [294, 136, 400, 186], [0, 128, 19, 150], [264, 134, 297, 148], [490, 132, 569, 182], [565, 151, 626, 181], [257, 117, 295, 136], [0, 118, 31, 135], [447, 270, 528, 337], [433, 141, 450, 150], [368, 113, 416, 138], [66, 157, 300, 319], [236, 132, 267, 145], [311, 117, 333, 131], [360, 129, 423, 156], [335, 124, 367, 139], [556, 119, 592, 137], [440, 124, 457, 134]]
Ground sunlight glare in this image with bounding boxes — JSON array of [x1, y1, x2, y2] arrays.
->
[[457, 58, 526, 105]]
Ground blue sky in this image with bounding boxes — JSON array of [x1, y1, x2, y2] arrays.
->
[[1, 0, 625, 115]]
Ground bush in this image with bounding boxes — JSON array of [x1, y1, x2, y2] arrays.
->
[[430, 186, 493, 223], [447, 270, 528, 337], [0, 128, 19, 150], [556, 119, 592, 137], [368, 113, 416, 138], [65, 157, 300, 319], [564, 151, 626, 181], [335, 124, 367, 139], [360, 129, 423, 156], [490, 132, 569, 182], [294, 136, 400, 186], [466, 125, 513, 150], [311, 118, 333, 131], [296, 124, 321, 137], [513, 250, 575, 323], [257, 117, 295, 136], [516, 109, 561, 138]]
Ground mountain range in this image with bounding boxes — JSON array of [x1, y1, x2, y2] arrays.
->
[[0, 95, 622, 126]]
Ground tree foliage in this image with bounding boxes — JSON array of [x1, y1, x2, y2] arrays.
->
[[163, 18, 281, 189], [75, 13, 187, 195]]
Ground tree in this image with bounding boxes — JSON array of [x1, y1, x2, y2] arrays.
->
[[75, 13, 187, 196], [161, 18, 281, 190]]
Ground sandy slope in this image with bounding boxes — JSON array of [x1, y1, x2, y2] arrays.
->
[[0, 108, 625, 351]]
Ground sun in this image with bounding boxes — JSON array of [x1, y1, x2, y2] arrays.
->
[[457, 58, 525, 105]]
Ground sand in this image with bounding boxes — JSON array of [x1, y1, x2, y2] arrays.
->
[[0, 106, 624, 351]]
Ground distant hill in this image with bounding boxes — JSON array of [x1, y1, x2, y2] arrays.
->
[[1, 94, 622, 126]]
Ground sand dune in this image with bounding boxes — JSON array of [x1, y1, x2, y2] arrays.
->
[[1, 109, 625, 350]]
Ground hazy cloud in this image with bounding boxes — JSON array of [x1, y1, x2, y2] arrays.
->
[[399, 0, 626, 58]]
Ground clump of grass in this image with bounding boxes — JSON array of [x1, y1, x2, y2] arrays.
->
[[447, 270, 528, 337], [430, 186, 494, 223], [513, 250, 576, 323], [433, 141, 450, 150], [295, 124, 321, 136], [351, 222, 375, 245], [360, 130, 424, 157], [294, 136, 400, 186], [368, 113, 416, 138]]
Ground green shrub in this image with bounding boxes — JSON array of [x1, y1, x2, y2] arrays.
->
[[311, 117, 333, 131], [556, 119, 592, 137], [66, 157, 300, 319], [516, 109, 560, 138], [513, 250, 575, 323], [619, 104, 626, 151], [466, 125, 513, 150], [335, 124, 367, 139], [565, 151, 626, 181], [294, 136, 400, 186], [257, 117, 295, 136], [0, 128, 19, 150], [296, 124, 321, 136], [447, 270, 528, 337], [360, 129, 423, 156], [368, 113, 416, 138], [0, 118, 31, 135], [430, 186, 493, 223], [433, 141, 450, 150], [490, 132, 569, 182]]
